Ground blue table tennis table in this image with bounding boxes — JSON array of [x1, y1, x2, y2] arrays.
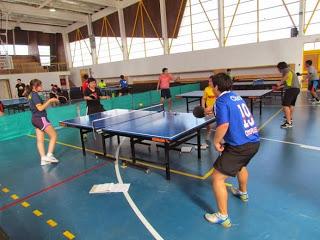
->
[[233, 80, 279, 88], [60, 106, 215, 180], [176, 89, 272, 115], [1, 97, 29, 114]]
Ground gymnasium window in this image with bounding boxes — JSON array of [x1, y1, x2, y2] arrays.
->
[[127, 37, 163, 59], [0, 44, 28, 55], [70, 39, 93, 67], [15, 45, 29, 55], [224, 0, 258, 46], [170, 0, 219, 54], [258, 0, 300, 42], [304, 42, 320, 51], [304, 0, 320, 35], [95, 37, 123, 63], [0, 45, 14, 55], [38, 45, 51, 66]]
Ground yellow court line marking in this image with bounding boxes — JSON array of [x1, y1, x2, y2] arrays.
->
[[10, 194, 19, 200], [27, 134, 209, 180], [46, 219, 58, 228], [202, 168, 214, 180], [33, 209, 43, 217], [258, 109, 282, 131], [21, 201, 30, 208], [63, 230, 76, 240], [1, 188, 10, 193]]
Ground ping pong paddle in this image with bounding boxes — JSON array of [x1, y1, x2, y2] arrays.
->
[[193, 106, 205, 118]]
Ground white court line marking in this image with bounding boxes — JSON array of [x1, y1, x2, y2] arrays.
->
[[114, 138, 164, 240], [261, 137, 320, 151]]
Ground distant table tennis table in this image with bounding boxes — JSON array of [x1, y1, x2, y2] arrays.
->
[[101, 86, 132, 97], [233, 80, 279, 88], [60, 106, 215, 180], [1, 98, 29, 114], [176, 90, 272, 115]]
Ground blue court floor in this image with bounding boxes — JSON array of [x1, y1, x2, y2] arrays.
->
[[1, 92, 320, 239]]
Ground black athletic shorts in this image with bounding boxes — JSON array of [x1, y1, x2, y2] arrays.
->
[[213, 142, 260, 177], [32, 116, 51, 131], [120, 88, 129, 95], [87, 104, 105, 115], [161, 89, 171, 99], [282, 88, 300, 107]]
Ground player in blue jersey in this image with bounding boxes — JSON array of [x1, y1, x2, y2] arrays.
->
[[204, 73, 260, 228]]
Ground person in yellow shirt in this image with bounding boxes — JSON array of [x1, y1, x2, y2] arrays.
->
[[202, 75, 216, 142]]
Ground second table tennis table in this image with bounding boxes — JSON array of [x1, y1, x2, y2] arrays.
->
[[60, 106, 215, 180], [176, 89, 273, 115], [1, 98, 29, 114]]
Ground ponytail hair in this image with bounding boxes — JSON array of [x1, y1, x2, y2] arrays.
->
[[24, 79, 42, 97]]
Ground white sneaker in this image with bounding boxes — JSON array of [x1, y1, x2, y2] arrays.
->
[[204, 213, 232, 228], [40, 159, 51, 166], [46, 153, 59, 163]]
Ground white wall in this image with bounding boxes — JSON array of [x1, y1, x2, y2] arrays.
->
[[69, 34, 320, 86], [0, 71, 70, 98]]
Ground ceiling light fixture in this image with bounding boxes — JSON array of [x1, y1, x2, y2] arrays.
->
[[49, 8, 56, 12]]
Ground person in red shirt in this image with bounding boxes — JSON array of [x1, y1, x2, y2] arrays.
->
[[82, 74, 89, 93], [157, 68, 179, 111]]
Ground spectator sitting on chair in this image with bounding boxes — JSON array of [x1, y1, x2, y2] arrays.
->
[[50, 84, 67, 105], [16, 79, 26, 98], [119, 75, 129, 96]]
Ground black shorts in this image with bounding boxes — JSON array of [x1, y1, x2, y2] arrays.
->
[[282, 88, 300, 107], [213, 142, 260, 177], [161, 89, 171, 99], [120, 88, 129, 95], [87, 104, 105, 115], [32, 116, 51, 131]]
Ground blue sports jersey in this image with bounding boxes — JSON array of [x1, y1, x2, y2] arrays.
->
[[120, 79, 128, 89], [214, 91, 260, 146]]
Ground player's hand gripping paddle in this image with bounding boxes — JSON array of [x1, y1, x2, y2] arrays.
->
[[193, 106, 205, 118]]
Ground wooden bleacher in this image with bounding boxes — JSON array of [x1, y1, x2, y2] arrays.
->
[[0, 55, 46, 74]]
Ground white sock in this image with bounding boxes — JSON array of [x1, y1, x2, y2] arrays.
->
[[217, 212, 228, 219], [47, 152, 53, 157]]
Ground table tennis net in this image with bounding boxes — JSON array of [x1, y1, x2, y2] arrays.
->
[[91, 104, 164, 131]]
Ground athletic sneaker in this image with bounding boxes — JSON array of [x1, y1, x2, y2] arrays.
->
[[40, 159, 51, 166], [204, 213, 232, 228], [282, 116, 293, 123], [229, 186, 249, 202], [40, 156, 52, 166], [46, 153, 59, 163], [312, 99, 320, 104], [281, 122, 293, 129]]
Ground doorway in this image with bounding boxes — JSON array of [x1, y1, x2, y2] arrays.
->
[[0, 79, 12, 99]]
